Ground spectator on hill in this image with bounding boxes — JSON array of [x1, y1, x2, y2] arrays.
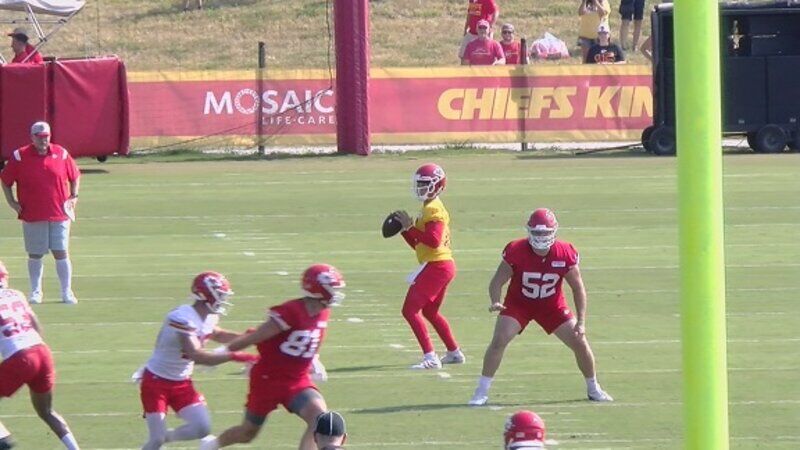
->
[[499, 23, 522, 65], [459, 0, 499, 61], [585, 24, 625, 64], [7, 28, 43, 64], [462, 20, 505, 66], [619, 0, 645, 50], [314, 411, 346, 450], [577, 0, 611, 63], [183, 0, 203, 11]]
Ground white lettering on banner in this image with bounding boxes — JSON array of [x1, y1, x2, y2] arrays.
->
[[204, 91, 233, 115], [203, 88, 334, 117]]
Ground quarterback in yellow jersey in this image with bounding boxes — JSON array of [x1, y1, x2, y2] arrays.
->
[[393, 163, 465, 369]]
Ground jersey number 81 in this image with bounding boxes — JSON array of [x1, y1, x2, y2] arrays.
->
[[280, 329, 321, 358]]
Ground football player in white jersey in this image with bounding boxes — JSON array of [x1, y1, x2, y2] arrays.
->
[[0, 261, 80, 450], [135, 271, 258, 450]]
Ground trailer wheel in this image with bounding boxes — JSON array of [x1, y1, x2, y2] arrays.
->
[[752, 125, 787, 154], [649, 126, 676, 156]]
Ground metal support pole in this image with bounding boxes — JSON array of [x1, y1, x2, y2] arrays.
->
[[257, 41, 266, 155], [520, 37, 529, 152]]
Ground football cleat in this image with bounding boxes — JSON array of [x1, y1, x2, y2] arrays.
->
[[29, 290, 43, 304], [198, 435, 219, 450], [0, 435, 16, 450], [588, 388, 614, 402], [440, 349, 466, 364], [412, 163, 446, 201], [191, 271, 233, 315], [301, 264, 346, 306], [504, 410, 546, 449], [61, 290, 78, 305], [411, 355, 442, 370], [526, 208, 558, 251], [468, 392, 489, 406]]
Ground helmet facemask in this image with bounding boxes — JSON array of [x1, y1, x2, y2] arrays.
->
[[526, 225, 557, 251]]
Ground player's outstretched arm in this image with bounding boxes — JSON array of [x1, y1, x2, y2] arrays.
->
[[488, 260, 513, 312], [226, 318, 283, 352], [565, 265, 588, 334], [208, 326, 245, 344], [179, 333, 256, 366]]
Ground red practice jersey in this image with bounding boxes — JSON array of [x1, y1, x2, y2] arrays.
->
[[253, 298, 330, 382], [502, 239, 579, 310]]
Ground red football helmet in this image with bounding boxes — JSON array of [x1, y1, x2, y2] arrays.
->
[[191, 271, 234, 315], [526, 208, 558, 251], [0, 260, 8, 289], [301, 264, 346, 306], [412, 163, 446, 201], [504, 410, 546, 449]]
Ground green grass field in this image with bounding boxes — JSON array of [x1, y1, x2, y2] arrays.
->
[[0, 151, 798, 449]]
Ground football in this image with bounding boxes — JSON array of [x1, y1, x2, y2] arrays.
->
[[382, 212, 403, 238]]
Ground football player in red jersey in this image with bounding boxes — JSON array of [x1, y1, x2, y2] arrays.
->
[[469, 209, 613, 405], [504, 410, 546, 449], [0, 261, 80, 450], [199, 264, 345, 450]]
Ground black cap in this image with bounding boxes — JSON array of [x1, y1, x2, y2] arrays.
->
[[314, 411, 346, 437]]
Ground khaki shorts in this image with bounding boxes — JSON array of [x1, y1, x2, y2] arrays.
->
[[22, 220, 71, 255]]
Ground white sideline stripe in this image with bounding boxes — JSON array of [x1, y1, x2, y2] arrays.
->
[[78, 172, 799, 189], [2, 400, 797, 419], [40, 262, 800, 279], [44, 368, 800, 384], [5, 204, 796, 221], [3, 222, 799, 240], [27, 286, 798, 304], [3, 242, 799, 260]]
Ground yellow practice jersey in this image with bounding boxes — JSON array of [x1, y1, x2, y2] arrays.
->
[[413, 197, 453, 263]]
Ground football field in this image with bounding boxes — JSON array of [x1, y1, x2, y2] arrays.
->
[[0, 150, 798, 449]]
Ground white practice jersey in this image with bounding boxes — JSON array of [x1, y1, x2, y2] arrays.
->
[[0, 288, 43, 359], [145, 304, 219, 381]]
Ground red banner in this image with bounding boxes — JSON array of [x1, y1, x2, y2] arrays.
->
[[129, 66, 653, 146]]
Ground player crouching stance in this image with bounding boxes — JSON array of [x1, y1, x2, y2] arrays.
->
[[199, 264, 345, 450], [136, 271, 258, 450], [393, 163, 464, 369], [469, 209, 613, 406], [0, 261, 80, 449]]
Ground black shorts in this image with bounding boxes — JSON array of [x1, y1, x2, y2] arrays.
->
[[619, 0, 645, 21]]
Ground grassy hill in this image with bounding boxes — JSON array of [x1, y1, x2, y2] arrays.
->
[[1, 0, 654, 71]]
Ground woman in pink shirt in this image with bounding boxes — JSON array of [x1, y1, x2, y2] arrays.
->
[[462, 20, 505, 66]]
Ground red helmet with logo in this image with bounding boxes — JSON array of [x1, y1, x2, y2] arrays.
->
[[504, 410, 546, 449], [191, 271, 234, 315], [0, 260, 8, 289], [302, 264, 346, 306], [412, 163, 446, 201], [526, 208, 558, 251]]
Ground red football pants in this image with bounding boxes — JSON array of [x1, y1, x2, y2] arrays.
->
[[402, 260, 459, 354]]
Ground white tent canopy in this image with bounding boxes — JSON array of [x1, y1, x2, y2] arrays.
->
[[0, 0, 84, 17], [0, 0, 85, 63]]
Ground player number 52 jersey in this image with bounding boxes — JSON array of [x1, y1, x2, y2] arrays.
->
[[0, 288, 43, 359], [253, 298, 331, 382], [502, 239, 580, 308], [145, 304, 219, 381]]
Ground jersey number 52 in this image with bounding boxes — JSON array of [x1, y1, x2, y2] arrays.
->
[[280, 329, 321, 358], [521, 272, 559, 300]]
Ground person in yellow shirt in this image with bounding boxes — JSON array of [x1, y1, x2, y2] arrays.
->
[[577, 0, 611, 62], [392, 164, 464, 369]]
